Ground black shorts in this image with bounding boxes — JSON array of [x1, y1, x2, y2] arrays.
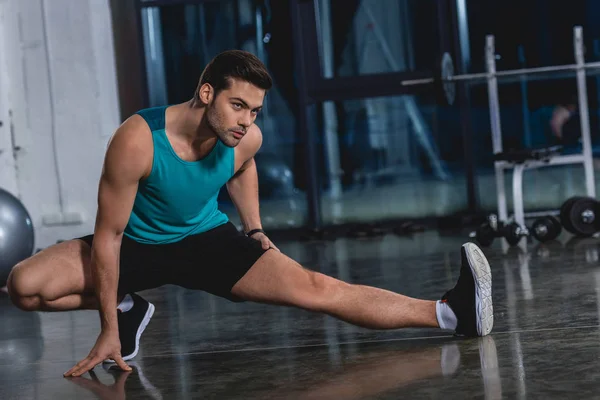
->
[[76, 222, 268, 302]]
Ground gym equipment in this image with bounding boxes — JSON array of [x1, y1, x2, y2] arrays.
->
[[454, 26, 596, 245], [474, 215, 504, 246], [403, 27, 600, 107], [530, 216, 562, 243], [473, 214, 561, 247], [403, 26, 598, 245], [0, 188, 34, 286], [440, 52, 455, 105], [560, 196, 600, 237], [486, 27, 595, 244], [503, 222, 527, 246], [254, 153, 295, 198]]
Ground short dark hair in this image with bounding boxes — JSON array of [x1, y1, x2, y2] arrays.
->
[[195, 50, 273, 99]]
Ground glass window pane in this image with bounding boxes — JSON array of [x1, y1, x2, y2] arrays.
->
[[467, 0, 600, 71], [315, 94, 469, 224], [318, 0, 437, 78]]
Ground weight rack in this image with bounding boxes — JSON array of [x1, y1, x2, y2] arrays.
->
[[402, 25, 599, 239], [487, 26, 596, 232]]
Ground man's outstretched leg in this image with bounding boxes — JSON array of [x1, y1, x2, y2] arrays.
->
[[231, 242, 493, 336]]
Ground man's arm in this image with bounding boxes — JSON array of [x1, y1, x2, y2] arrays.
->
[[65, 115, 152, 377], [92, 119, 151, 332], [226, 127, 263, 234], [550, 106, 570, 139]]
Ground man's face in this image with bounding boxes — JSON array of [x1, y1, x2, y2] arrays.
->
[[205, 79, 265, 147]]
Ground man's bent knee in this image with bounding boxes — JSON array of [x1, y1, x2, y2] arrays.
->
[[6, 264, 42, 311], [10, 294, 41, 311]]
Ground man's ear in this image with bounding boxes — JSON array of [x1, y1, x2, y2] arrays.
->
[[198, 83, 214, 105]]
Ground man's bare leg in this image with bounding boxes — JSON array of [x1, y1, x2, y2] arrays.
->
[[7, 238, 154, 364], [7, 239, 127, 311], [37, 294, 100, 311], [232, 250, 439, 329], [232, 243, 493, 336], [6, 239, 101, 312]]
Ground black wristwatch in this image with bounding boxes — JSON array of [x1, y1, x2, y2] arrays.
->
[[246, 228, 265, 237]]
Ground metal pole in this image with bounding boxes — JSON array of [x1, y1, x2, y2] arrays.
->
[[512, 164, 526, 229], [495, 63, 600, 78], [486, 35, 508, 221], [140, 7, 168, 106], [450, 0, 477, 210], [455, 0, 471, 72], [254, 3, 265, 63], [252, 1, 274, 142], [316, 0, 342, 200], [595, 39, 600, 118], [518, 45, 532, 149], [290, 0, 322, 230], [400, 61, 600, 87], [574, 26, 596, 198], [448, 0, 479, 214]]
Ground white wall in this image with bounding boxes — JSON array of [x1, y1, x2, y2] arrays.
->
[[0, 2, 18, 196], [0, 0, 121, 249]]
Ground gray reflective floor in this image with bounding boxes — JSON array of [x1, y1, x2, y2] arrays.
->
[[2, 231, 600, 399]]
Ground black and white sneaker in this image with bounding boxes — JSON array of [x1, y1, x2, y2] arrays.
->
[[441, 243, 493, 337], [105, 293, 155, 363]]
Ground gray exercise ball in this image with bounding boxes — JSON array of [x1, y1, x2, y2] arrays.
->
[[255, 153, 295, 198], [0, 188, 34, 287]]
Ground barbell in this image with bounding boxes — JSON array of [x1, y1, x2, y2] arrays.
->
[[404, 52, 600, 105]]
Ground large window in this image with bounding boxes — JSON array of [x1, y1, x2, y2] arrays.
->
[[136, 0, 492, 230]]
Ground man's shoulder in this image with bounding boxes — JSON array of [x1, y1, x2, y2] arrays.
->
[[133, 106, 167, 132], [237, 124, 263, 157], [103, 115, 154, 179], [107, 114, 154, 155]]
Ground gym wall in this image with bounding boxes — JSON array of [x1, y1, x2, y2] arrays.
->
[[0, 0, 121, 249]]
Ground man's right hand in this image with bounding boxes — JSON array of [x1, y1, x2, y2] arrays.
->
[[64, 330, 131, 377]]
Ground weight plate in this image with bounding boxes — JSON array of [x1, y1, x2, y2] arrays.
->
[[476, 223, 495, 247], [547, 216, 562, 240], [560, 196, 584, 234], [532, 216, 561, 242], [531, 217, 550, 242], [568, 197, 599, 237], [441, 53, 456, 105], [504, 222, 523, 246]]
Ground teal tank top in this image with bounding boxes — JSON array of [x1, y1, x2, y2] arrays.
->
[[124, 106, 234, 244]]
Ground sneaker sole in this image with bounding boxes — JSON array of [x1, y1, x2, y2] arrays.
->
[[463, 242, 493, 336], [104, 302, 155, 363]]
